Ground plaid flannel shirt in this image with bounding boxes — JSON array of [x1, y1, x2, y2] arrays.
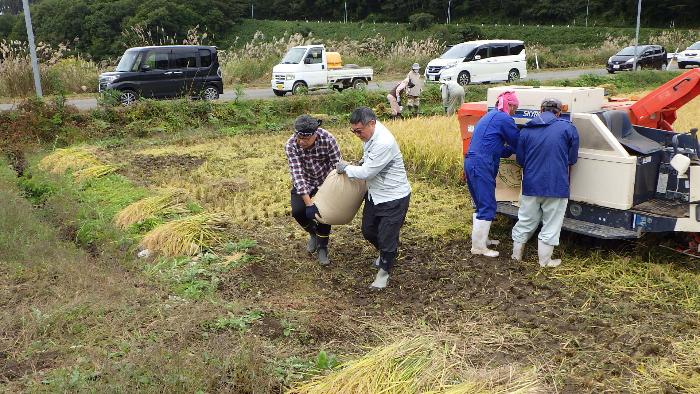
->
[[285, 128, 342, 195]]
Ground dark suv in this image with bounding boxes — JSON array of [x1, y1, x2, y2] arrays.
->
[[606, 45, 667, 73], [99, 45, 223, 105]]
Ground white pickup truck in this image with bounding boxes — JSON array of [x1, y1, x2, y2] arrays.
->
[[271, 45, 373, 96]]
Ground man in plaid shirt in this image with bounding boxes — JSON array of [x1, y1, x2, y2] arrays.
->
[[285, 114, 342, 266]]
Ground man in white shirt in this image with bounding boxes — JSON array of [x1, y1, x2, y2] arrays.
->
[[336, 107, 412, 289]]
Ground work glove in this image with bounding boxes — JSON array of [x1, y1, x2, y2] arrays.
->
[[305, 204, 320, 220], [336, 160, 349, 174]]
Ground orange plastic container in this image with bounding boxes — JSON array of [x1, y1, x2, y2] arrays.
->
[[456, 102, 487, 156]]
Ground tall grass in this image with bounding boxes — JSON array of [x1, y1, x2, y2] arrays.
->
[[0, 40, 100, 97], [219, 31, 443, 85]]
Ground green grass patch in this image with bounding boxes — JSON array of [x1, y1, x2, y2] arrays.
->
[[145, 247, 254, 299]]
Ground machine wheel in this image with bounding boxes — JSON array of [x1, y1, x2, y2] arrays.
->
[[273, 89, 286, 97], [457, 71, 471, 86], [352, 78, 367, 90], [678, 62, 687, 69], [292, 81, 308, 95], [507, 68, 520, 82], [119, 89, 137, 106], [201, 85, 220, 101]]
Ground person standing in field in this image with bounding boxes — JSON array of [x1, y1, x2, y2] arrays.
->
[[336, 107, 411, 290], [464, 91, 520, 257], [511, 98, 579, 267], [405, 63, 424, 116], [285, 114, 342, 266]]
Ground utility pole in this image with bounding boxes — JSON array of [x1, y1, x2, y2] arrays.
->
[[633, 0, 642, 71], [22, 0, 42, 98], [447, 0, 452, 24], [251, 3, 254, 19], [585, 0, 590, 27], [344, 1, 347, 23]]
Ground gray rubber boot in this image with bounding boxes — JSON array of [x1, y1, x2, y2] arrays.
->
[[317, 247, 330, 266], [306, 233, 318, 253]]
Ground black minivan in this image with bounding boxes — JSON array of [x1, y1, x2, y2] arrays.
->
[[99, 45, 223, 105], [606, 45, 667, 73]]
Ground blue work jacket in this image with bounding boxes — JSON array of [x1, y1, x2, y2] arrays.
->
[[467, 110, 520, 162], [516, 111, 579, 198]]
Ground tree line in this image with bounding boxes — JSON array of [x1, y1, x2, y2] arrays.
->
[[0, 0, 697, 60]]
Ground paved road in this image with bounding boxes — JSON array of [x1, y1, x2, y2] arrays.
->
[[0, 67, 667, 112]]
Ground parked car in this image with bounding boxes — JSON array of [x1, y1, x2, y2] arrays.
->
[[677, 41, 700, 69], [271, 45, 373, 96], [424, 40, 527, 86], [99, 45, 223, 106], [606, 45, 667, 73]]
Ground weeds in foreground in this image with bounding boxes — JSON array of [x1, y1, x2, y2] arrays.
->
[[140, 212, 230, 257], [633, 337, 700, 392]]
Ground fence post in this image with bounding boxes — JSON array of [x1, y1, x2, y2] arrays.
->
[[535, 53, 540, 70]]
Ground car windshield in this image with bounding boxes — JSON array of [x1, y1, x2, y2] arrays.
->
[[440, 44, 477, 59], [687, 42, 700, 50], [116, 50, 143, 72], [281, 48, 307, 64], [616, 46, 646, 56]]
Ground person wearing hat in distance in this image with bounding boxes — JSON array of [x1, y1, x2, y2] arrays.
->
[[285, 114, 342, 266], [511, 98, 579, 267], [405, 63, 424, 116], [464, 91, 520, 257], [336, 107, 411, 290]]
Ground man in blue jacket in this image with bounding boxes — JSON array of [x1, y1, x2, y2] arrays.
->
[[465, 91, 520, 257], [511, 98, 579, 267]]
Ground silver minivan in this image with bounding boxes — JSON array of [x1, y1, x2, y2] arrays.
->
[[425, 40, 527, 86]]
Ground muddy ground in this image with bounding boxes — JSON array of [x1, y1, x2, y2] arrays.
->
[[220, 218, 698, 392]]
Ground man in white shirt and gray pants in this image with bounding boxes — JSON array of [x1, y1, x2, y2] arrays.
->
[[336, 107, 412, 290]]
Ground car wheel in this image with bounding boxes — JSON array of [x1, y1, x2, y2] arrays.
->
[[679, 62, 687, 69], [352, 78, 367, 90], [273, 89, 286, 97], [202, 85, 220, 101], [119, 89, 137, 106], [507, 68, 520, 82], [660, 62, 668, 71], [292, 81, 308, 95], [607, 70, 615, 74], [457, 71, 471, 86]]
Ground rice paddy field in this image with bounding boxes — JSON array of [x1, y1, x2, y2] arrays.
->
[[2, 106, 700, 392]]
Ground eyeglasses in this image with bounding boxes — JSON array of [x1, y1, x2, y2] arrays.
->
[[350, 127, 364, 134]]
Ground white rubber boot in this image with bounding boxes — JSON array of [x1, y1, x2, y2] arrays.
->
[[473, 213, 499, 246], [537, 240, 561, 267], [370, 269, 390, 289], [471, 218, 499, 257], [511, 241, 526, 261]]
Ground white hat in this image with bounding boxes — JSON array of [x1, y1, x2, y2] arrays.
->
[[411, 63, 420, 70]]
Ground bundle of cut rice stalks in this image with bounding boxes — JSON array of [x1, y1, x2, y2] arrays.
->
[[72, 164, 119, 183], [38, 147, 102, 175], [288, 336, 542, 394], [140, 212, 229, 257], [114, 190, 188, 229]]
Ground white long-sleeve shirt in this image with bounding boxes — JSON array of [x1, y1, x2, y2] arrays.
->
[[345, 121, 411, 204]]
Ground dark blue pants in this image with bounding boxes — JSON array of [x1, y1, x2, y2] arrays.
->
[[464, 155, 498, 221], [291, 189, 331, 248]]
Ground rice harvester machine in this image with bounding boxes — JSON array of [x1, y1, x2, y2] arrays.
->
[[457, 69, 700, 253]]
